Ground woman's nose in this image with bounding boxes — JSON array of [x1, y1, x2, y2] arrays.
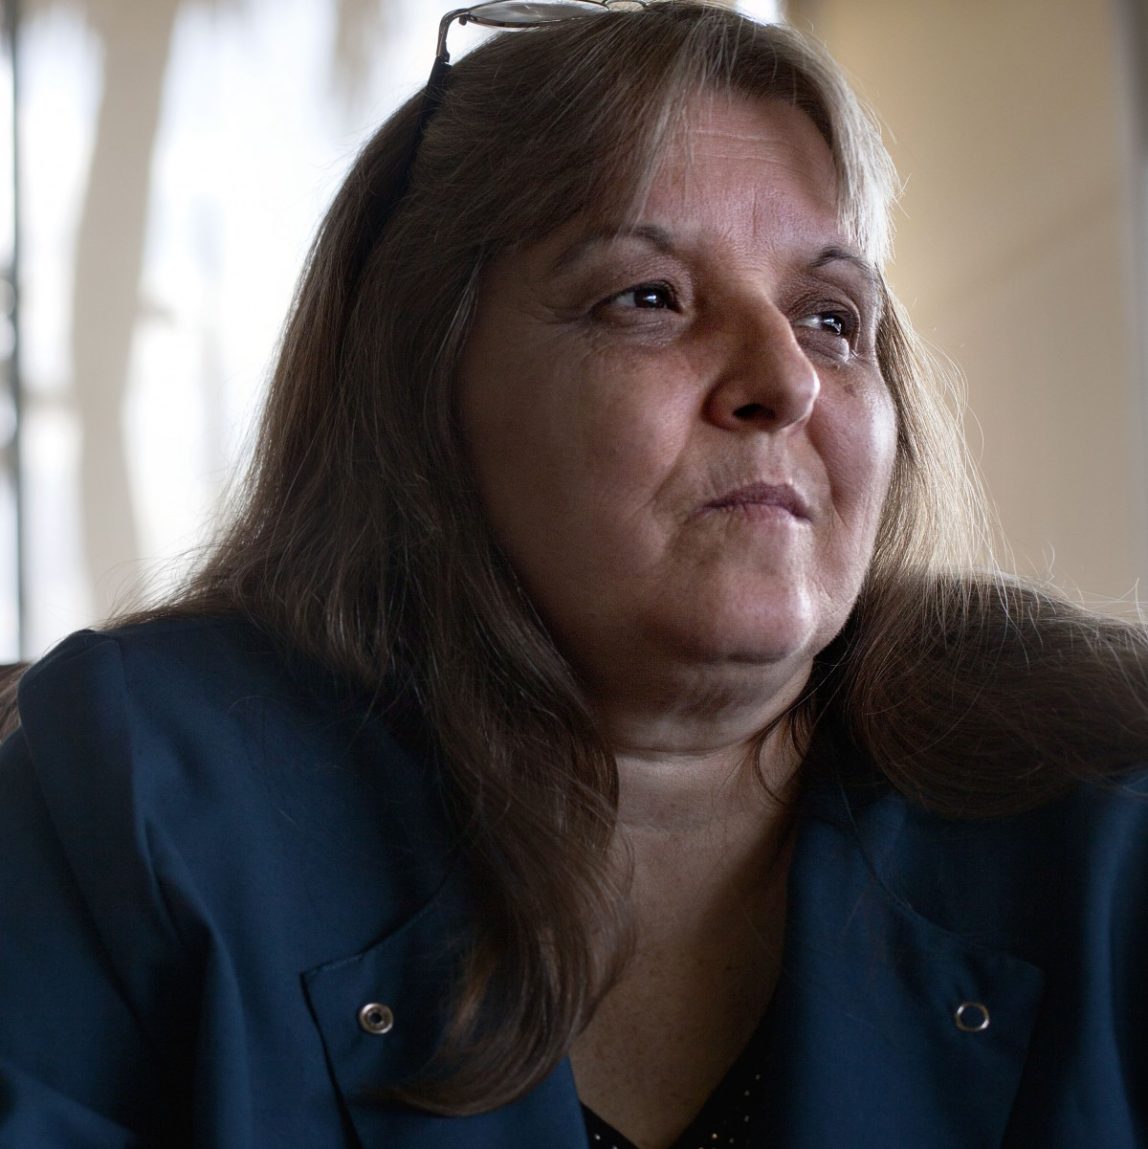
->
[[703, 300, 820, 431]]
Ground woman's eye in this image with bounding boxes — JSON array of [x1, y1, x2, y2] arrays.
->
[[793, 309, 857, 349], [606, 282, 678, 311]]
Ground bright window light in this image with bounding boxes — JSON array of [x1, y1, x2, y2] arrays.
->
[[737, 0, 783, 21]]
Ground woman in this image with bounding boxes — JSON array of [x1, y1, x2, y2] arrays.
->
[[2, 3, 1146, 1146]]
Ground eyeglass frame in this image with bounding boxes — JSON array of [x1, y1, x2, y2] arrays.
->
[[434, 0, 649, 66]]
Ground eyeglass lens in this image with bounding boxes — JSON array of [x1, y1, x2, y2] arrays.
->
[[463, 1, 629, 27]]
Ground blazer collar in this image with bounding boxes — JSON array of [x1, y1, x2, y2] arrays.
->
[[303, 861, 590, 1149], [304, 767, 1044, 1148]]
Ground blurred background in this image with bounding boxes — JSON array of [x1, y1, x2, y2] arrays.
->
[[0, 0, 1143, 660]]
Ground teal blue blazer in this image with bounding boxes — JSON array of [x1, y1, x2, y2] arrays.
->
[[1, 618, 1146, 1146]]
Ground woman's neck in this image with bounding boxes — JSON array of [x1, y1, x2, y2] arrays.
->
[[609, 704, 803, 836], [592, 651, 812, 830], [572, 726, 799, 1149]]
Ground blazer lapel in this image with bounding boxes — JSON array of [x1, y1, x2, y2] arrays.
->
[[761, 782, 1045, 1147], [303, 865, 589, 1149]]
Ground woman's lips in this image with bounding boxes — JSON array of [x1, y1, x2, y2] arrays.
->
[[702, 482, 810, 520]]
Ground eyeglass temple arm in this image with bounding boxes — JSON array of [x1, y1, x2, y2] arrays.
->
[[418, 8, 470, 140], [422, 7, 477, 129], [435, 8, 472, 65]]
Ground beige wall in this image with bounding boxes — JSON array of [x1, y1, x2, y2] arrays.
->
[[790, 0, 1146, 606]]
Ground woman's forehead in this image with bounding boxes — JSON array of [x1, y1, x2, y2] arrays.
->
[[497, 94, 859, 279], [670, 93, 836, 174], [510, 92, 873, 269], [648, 95, 840, 222]]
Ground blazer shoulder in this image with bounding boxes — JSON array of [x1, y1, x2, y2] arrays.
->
[[18, 614, 391, 784], [21, 614, 289, 714], [14, 616, 456, 915]]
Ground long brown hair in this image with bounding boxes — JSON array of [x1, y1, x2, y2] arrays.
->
[[16, 0, 1148, 1113]]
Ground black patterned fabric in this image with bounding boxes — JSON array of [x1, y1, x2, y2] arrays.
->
[[580, 1013, 773, 1149]]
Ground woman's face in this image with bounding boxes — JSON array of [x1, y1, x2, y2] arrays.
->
[[460, 94, 896, 726]]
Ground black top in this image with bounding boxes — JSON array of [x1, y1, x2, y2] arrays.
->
[[581, 1010, 774, 1149]]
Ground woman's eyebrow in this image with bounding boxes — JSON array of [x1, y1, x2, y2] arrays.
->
[[550, 224, 677, 273], [808, 245, 883, 296], [549, 232, 885, 306]]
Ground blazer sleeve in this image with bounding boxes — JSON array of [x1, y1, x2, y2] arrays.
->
[[0, 731, 169, 1147], [0, 635, 193, 1148]]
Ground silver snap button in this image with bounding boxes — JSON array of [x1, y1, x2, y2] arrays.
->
[[358, 1002, 394, 1035], [954, 1001, 990, 1033]]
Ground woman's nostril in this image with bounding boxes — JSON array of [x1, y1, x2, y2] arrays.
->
[[733, 402, 772, 421]]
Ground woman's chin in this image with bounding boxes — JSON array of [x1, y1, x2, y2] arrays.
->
[[580, 609, 826, 721], [662, 594, 833, 671]]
